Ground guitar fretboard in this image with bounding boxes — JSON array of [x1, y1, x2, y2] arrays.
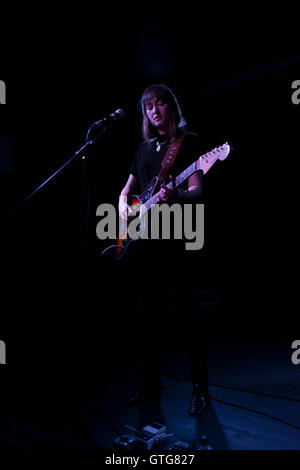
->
[[144, 161, 197, 212]]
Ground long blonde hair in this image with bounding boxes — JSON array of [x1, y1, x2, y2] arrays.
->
[[139, 84, 186, 143]]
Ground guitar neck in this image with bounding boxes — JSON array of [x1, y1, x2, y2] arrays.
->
[[144, 161, 197, 212], [142, 142, 230, 213]]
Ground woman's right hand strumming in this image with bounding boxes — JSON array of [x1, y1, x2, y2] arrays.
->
[[119, 174, 139, 221], [118, 196, 131, 221]]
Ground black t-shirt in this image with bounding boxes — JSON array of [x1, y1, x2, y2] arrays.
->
[[130, 132, 206, 194], [126, 131, 206, 270]]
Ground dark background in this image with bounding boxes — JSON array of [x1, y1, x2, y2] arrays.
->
[[0, 8, 299, 441]]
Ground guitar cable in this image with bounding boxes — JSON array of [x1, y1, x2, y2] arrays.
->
[[161, 373, 300, 432], [100, 244, 123, 256]]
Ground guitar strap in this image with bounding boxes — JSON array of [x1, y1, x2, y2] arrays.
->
[[156, 134, 185, 188]]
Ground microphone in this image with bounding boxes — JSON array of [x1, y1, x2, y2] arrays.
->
[[93, 108, 126, 127]]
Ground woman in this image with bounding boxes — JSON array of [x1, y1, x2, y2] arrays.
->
[[118, 84, 210, 417], [119, 84, 202, 217]]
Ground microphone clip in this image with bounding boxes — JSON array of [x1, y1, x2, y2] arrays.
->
[[94, 109, 126, 128]]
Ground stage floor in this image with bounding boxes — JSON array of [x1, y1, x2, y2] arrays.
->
[[1, 337, 299, 452]]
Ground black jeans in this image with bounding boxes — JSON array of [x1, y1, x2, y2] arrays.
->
[[122, 238, 209, 391]]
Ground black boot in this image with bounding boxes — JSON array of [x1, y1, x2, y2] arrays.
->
[[189, 384, 210, 417]]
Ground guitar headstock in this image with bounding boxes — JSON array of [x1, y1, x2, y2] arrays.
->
[[196, 142, 231, 174]]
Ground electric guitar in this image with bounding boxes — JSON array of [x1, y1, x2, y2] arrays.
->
[[102, 142, 231, 260]]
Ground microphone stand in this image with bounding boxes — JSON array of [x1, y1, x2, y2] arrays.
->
[[81, 122, 101, 247], [11, 121, 108, 208], [10, 121, 111, 247]]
